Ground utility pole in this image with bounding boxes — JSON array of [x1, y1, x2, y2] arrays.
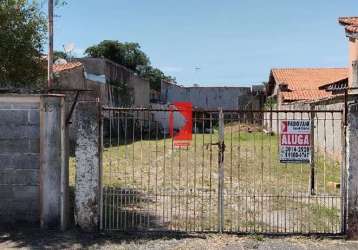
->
[[48, 0, 54, 89]]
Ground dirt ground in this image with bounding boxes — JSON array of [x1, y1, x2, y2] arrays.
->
[[0, 228, 358, 250]]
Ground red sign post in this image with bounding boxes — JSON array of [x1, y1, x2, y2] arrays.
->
[[169, 102, 192, 147]]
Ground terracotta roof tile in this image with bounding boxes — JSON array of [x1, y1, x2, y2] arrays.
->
[[338, 17, 358, 34], [346, 25, 358, 33], [271, 68, 348, 102], [53, 62, 82, 73], [272, 68, 348, 91], [338, 17, 358, 26], [281, 90, 332, 102]]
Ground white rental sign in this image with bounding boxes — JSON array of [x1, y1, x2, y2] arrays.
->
[[280, 120, 311, 163]]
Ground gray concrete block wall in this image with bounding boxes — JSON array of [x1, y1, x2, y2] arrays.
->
[[0, 95, 68, 229], [162, 84, 255, 110], [0, 101, 40, 224]]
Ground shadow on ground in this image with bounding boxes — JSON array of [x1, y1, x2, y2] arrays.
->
[[0, 225, 205, 249], [1, 225, 358, 250]]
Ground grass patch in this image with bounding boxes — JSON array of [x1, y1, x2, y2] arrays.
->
[[69, 122, 342, 233]]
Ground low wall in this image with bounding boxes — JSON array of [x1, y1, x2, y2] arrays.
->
[[0, 97, 40, 224], [0, 95, 69, 228], [161, 82, 261, 110]]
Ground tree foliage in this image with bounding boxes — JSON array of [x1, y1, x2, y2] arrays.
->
[[85, 40, 175, 91], [0, 0, 47, 87], [54, 0, 67, 7], [137, 65, 175, 91], [85, 40, 150, 72], [53, 50, 68, 61]]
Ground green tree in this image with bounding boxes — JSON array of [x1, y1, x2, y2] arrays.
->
[[137, 66, 176, 91], [85, 40, 150, 72], [55, 0, 67, 7], [85, 40, 175, 90], [53, 50, 68, 61], [0, 0, 47, 88]]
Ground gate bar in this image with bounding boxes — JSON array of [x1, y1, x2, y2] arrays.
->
[[310, 106, 316, 195], [102, 107, 344, 113], [218, 109, 225, 233]]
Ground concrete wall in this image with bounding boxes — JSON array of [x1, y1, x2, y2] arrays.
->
[[161, 82, 260, 110], [54, 64, 113, 153], [0, 95, 68, 228], [54, 63, 112, 106], [78, 58, 107, 77], [0, 97, 40, 224], [128, 75, 150, 107], [349, 38, 358, 87], [79, 57, 150, 107], [54, 66, 86, 90]]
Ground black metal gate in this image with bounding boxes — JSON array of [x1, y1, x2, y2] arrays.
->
[[100, 107, 346, 235]]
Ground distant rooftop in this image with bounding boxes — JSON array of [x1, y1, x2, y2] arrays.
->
[[53, 62, 82, 73], [268, 68, 348, 102], [339, 16, 358, 34]]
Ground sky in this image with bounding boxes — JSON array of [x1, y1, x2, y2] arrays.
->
[[51, 0, 357, 87]]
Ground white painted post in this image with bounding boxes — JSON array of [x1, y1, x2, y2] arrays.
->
[[40, 95, 68, 229]]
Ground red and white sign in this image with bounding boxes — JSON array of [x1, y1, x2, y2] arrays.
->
[[280, 120, 311, 163], [169, 102, 192, 147]]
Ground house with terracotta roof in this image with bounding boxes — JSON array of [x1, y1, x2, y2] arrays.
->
[[262, 17, 358, 163], [265, 16, 358, 107], [266, 68, 348, 106]]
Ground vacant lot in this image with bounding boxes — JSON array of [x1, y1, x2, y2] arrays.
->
[[70, 122, 342, 234]]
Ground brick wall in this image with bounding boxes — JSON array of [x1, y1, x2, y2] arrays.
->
[[0, 100, 40, 224]]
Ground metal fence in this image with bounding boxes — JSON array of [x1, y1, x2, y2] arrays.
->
[[100, 107, 346, 235]]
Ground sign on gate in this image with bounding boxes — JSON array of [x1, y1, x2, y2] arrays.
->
[[280, 120, 311, 163]]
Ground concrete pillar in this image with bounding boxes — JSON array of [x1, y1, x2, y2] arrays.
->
[[349, 38, 358, 87], [74, 101, 101, 232], [352, 60, 358, 91], [346, 103, 358, 238], [40, 95, 69, 229]]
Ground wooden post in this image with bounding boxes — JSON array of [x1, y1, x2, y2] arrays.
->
[[48, 0, 54, 88]]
